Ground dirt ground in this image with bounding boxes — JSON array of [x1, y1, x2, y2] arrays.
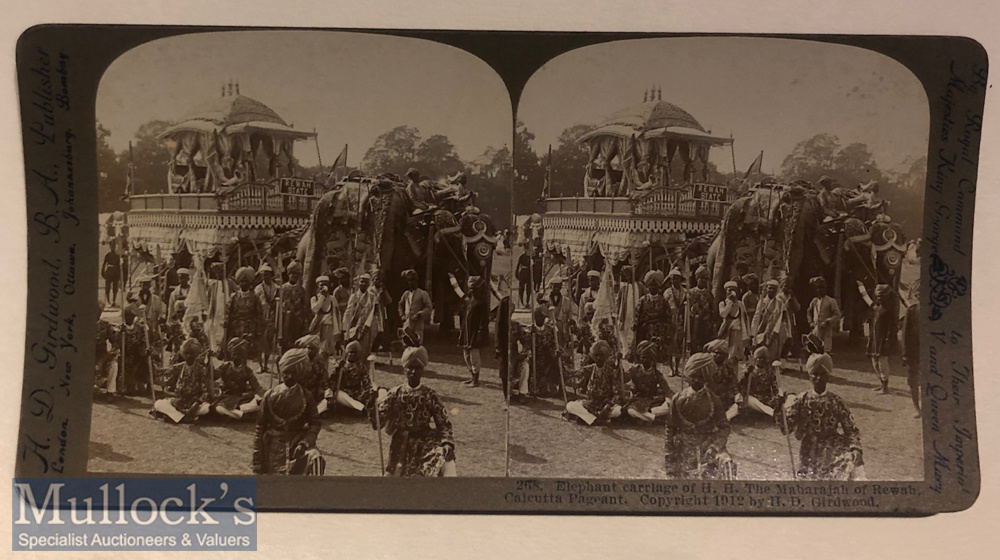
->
[[508, 344, 923, 480], [88, 335, 509, 477]]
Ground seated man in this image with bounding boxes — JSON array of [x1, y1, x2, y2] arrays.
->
[[326, 340, 377, 413], [152, 338, 210, 424], [623, 340, 674, 423], [733, 346, 782, 419], [370, 345, 457, 477], [565, 340, 623, 426], [775, 352, 866, 481], [704, 339, 739, 418], [295, 334, 330, 414], [252, 348, 326, 476], [664, 353, 736, 479], [212, 338, 265, 420]]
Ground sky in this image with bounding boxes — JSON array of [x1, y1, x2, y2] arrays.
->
[[96, 30, 512, 167], [518, 37, 930, 175]]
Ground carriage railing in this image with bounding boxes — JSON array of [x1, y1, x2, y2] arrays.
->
[[544, 183, 736, 220], [129, 178, 320, 215]]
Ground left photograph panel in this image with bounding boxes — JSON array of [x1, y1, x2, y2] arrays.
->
[[92, 30, 513, 477]]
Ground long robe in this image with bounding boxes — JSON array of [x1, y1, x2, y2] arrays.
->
[[776, 389, 863, 480], [278, 281, 310, 353], [252, 383, 325, 475], [662, 286, 688, 357], [664, 386, 733, 479], [226, 290, 263, 355], [371, 384, 455, 477], [718, 298, 750, 362], [808, 295, 842, 352], [688, 286, 717, 351], [399, 287, 433, 343], [255, 281, 279, 356], [311, 293, 342, 355], [343, 289, 375, 353], [636, 293, 672, 361]]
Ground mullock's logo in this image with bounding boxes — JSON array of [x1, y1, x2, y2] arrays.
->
[[12, 478, 256, 551]]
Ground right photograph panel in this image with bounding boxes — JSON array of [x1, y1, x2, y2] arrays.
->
[[509, 37, 926, 481]]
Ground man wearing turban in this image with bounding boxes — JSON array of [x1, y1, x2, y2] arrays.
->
[[253, 348, 326, 476], [623, 340, 674, 423], [120, 305, 151, 396], [225, 266, 263, 360], [254, 263, 279, 372], [370, 345, 457, 477], [704, 338, 739, 414], [719, 280, 751, 364], [310, 274, 342, 356], [342, 273, 376, 356], [398, 269, 432, 346], [776, 352, 865, 481], [688, 265, 718, 351], [213, 337, 265, 420], [530, 304, 562, 397], [279, 261, 311, 354], [664, 353, 735, 479], [807, 276, 841, 354], [153, 338, 210, 424], [294, 334, 330, 414], [635, 270, 671, 362], [866, 283, 894, 395], [327, 340, 376, 413], [734, 346, 781, 419], [565, 340, 623, 425], [662, 268, 688, 376]]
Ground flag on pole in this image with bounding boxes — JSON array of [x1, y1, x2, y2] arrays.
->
[[744, 150, 763, 180], [591, 264, 625, 352], [331, 144, 348, 173]]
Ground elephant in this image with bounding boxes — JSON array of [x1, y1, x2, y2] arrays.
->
[[296, 175, 496, 342], [707, 183, 906, 352]]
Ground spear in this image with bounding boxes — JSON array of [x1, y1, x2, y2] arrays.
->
[[141, 317, 157, 406], [367, 354, 386, 476]]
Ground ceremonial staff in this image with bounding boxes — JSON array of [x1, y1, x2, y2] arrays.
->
[[271, 295, 281, 389], [367, 354, 386, 476], [551, 320, 569, 405], [141, 316, 157, 406]]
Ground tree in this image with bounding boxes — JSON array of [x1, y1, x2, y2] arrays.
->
[[778, 133, 841, 182], [549, 123, 595, 197], [512, 120, 543, 215], [470, 145, 512, 229], [359, 125, 421, 175], [416, 134, 464, 179], [126, 119, 175, 195], [96, 122, 128, 213]]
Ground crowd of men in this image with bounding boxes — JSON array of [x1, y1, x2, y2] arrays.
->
[[95, 254, 498, 478], [511, 259, 922, 481]]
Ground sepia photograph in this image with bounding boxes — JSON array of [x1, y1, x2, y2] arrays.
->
[[90, 30, 514, 477], [508, 37, 927, 481]]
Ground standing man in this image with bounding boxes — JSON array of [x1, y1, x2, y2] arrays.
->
[[547, 278, 576, 352], [688, 265, 716, 351], [135, 275, 166, 362], [399, 269, 432, 346], [807, 276, 842, 354], [102, 244, 122, 308], [902, 284, 921, 417], [741, 273, 760, 322], [279, 261, 310, 354], [866, 284, 893, 395], [516, 251, 531, 308], [255, 264, 279, 372], [718, 280, 750, 363], [635, 270, 671, 363], [310, 275, 340, 356], [460, 276, 491, 388], [226, 266, 263, 360], [168, 268, 192, 322], [578, 270, 601, 324], [343, 273, 376, 356], [662, 268, 688, 376], [751, 279, 781, 351], [331, 267, 351, 354]]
